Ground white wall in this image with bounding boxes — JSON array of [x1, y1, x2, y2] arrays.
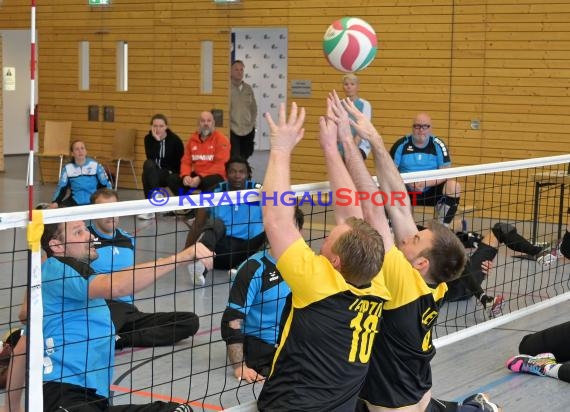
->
[[2, 30, 38, 155]]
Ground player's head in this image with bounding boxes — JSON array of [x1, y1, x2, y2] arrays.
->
[[399, 220, 466, 284], [90, 188, 120, 235], [225, 157, 253, 189], [342, 73, 360, 98], [198, 111, 215, 138], [41, 220, 98, 262], [69, 140, 87, 164], [411, 112, 432, 143], [321, 217, 384, 287], [231, 60, 245, 82]]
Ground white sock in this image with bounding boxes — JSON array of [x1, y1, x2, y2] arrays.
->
[[545, 363, 561, 379]]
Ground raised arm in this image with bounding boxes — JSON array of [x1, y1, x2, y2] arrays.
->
[[328, 92, 393, 252], [262, 103, 305, 259], [319, 97, 362, 224], [343, 99, 417, 243], [88, 241, 213, 299]]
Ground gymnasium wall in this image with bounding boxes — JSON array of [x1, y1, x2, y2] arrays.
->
[[0, 0, 568, 188]]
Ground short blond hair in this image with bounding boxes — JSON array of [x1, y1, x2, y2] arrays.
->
[[343, 73, 359, 83]]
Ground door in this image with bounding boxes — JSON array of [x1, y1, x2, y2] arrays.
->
[[2, 29, 39, 155]]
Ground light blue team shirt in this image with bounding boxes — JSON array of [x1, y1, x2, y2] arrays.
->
[[42, 257, 114, 397]]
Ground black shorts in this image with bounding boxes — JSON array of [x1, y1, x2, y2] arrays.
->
[[244, 335, 276, 377], [410, 183, 445, 207]]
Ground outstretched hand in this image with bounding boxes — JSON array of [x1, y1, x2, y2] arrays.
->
[[264, 102, 305, 153], [342, 98, 383, 147], [328, 90, 352, 144]]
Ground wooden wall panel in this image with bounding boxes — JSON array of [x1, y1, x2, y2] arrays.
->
[[0, 0, 567, 220]]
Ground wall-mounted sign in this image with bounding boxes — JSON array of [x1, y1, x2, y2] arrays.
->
[[3, 67, 15, 91], [89, 0, 110, 6], [291, 80, 311, 98]]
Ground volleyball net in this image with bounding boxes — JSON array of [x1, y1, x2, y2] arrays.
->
[[0, 154, 569, 411]]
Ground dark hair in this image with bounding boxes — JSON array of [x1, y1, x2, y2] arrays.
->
[[225, 157, 253, 180], [421, 220, 467, 283], [90, 188, 119, 204], [332, 217, 385, 287], [150, 113, 168, 126], [232, 60, 245, 67], [294, 206, 305, 231], [41, 222, 64, 257]]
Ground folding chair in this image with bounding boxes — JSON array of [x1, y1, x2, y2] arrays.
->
[[37, 121, 72, 184]]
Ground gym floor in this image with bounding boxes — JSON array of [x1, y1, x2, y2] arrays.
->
[[0, 153, 568, 411]]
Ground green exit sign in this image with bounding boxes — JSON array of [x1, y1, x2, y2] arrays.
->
[[89, 0, 110, 5]]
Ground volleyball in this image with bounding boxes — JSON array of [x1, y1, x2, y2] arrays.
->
[[323, 17, 378, 73]]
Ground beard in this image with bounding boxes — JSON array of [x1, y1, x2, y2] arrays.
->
[[200, 127, 212, 138]]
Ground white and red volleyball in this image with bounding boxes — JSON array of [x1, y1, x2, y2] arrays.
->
[[323, 17, 378, 73]]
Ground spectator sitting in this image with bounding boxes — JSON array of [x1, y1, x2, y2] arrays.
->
[[50, 140, 111, 208], [185, 157, 265, 286], [389, 113, 461, 228], [172, 111, 230, 198], [138, 113, 184, 220], [89, 188, 199, 349], [221, 206, 304, 383]]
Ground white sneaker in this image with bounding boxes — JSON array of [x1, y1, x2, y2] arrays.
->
[[188, 260, 206, 287], [137, 212, 155, 220], [537, 251, 560, 267]]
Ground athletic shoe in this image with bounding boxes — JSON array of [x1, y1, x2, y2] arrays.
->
[[461, 393, 500, 412], [188, 260, 206, 287], [35, 202, 51, 210], [137, 212, 155, 220], [537, 247, 560, 266], [506, 352, 557, 377], [488, 295, 504, 318]]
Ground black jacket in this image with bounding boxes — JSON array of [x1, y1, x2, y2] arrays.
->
[[143, 129, 184, 173]]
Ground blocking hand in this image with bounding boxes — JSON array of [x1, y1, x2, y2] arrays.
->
[[264, 102, 305, 153], [328, 90, 352, 144], [342, 98, 382, 147]]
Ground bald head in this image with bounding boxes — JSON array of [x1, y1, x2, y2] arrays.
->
[[411, 112, 432, 144], [199, 111, 215, 138]]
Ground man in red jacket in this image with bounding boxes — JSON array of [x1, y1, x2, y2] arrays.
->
[[176, 111, 231, 195]]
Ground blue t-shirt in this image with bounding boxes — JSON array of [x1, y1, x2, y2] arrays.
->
[[89, 225, 135, 304], [390, 135, 451, 191], [227, 251, 290, 345], [42, 257, 114, 397], [210, 180, 264, 240], [52, 157, 112, 205]]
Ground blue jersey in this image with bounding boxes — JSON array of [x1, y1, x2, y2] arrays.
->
[[89, 225, 135, 304], [42, 257, 114, 397], [226, 251, 290, 345], [210, 180, 264, 240], [390, 135, 451, 175], [52, 157, 112, 205]]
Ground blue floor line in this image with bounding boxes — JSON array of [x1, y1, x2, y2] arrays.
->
[[451, 374, 517, 402]]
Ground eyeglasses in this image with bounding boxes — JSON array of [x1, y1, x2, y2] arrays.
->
[[413, 124, 431, 130]]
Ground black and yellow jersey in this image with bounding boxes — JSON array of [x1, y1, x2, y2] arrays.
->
[[360, 247, 447, 408], [257, 238, 391, 412]]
